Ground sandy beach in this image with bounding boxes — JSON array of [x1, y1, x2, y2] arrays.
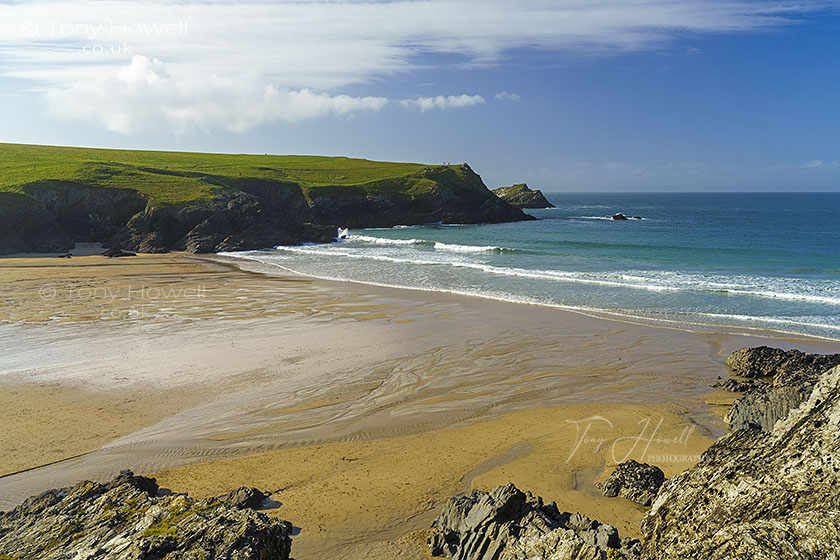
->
[[2, 253, 838, 559]]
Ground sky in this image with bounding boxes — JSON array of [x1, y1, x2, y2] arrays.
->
[[0, 0, 838, 191]]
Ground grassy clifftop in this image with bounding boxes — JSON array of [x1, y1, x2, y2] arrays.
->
[[0, 143, 440, 208], [0, 143, 529, 254]]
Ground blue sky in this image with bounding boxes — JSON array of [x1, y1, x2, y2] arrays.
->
[[1, 0, 838, 191]]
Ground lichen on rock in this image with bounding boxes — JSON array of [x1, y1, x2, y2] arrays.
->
[[0, 470, 292, 560]]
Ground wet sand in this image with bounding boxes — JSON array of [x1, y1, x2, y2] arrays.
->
[[1, 253, 838, 558]]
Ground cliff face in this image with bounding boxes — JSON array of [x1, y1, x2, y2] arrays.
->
[[0, 163, 531, 254], [492, 183, 554, 209], [308, 164, 530, 228], [641, 364, 840, 559]]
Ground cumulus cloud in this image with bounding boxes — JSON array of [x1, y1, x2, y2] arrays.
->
[[495, 91, 521, 102], [1, 0, 835, 132], [400, 94, 486, 112], [45, 56, 389, 134]]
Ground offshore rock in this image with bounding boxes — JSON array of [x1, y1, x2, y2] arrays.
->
[[428, 483, 640, 559], [641, 365, 840, 559], [492, 183, 555, 209], [598, 460, 665, 506], [0, 470, 292, 560]]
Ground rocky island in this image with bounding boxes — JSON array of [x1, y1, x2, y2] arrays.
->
[[0, 143, 532, 255], [492, 183, 555, 209]]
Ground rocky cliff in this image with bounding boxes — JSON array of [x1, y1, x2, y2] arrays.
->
[[0, 158, 531, 254], [0, 470, 292, 560], [719, 346, 840, 432], [641, 364, 840, 559], [492, 184, 554, 209]]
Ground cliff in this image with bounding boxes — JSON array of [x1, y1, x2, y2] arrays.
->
[[642, 363, 840, 558], [492, 183, 554, 209], [0, 144, 532, 254]]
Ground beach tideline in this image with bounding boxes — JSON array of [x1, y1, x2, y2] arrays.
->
[[1, 254, 837, 559]]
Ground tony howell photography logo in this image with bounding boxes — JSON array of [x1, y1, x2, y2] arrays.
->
[[18, 19, 188, 55], [565, 415, 697, 464], [37, 284, 206, 303], [20, 20, 189, 39]]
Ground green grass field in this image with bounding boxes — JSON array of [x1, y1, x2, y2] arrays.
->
[[0, 143, 450, 209]]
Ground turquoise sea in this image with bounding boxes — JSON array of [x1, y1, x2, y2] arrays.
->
[[227, 193, 840, 341]]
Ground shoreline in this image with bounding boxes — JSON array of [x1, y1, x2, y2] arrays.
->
[[208, 251, 840, 346], [1, 253, 839, 558]]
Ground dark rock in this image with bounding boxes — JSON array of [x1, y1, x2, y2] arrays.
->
[[598, 460, 666, 506], [0, 470, 292, 559], [428, 483, 639, 559], [137, 231, 169, 253], [726, 346, 840, 380], [310, 165, 532, 228], [103, 469, 159, 496], [721, 347, 840, 432], [492, 183, 555, 209], [641, 365, 840, 559], [0, 203, 73, 254], [712, 378, 766, 393], [611, 213, 629, 220], [725, 383, 813, 431], [221, 487, 269, 510], [56, 253, 72, 258], [632, 216, 642, 220], [101, 247, 136, 258]]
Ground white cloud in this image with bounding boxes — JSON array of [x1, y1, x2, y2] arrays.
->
[[1, 0, 835, 132], [495, 91, 521, 102], [400, 94, 486, 112], [800, 160, 838, 169], [45, 56, 389, 134]]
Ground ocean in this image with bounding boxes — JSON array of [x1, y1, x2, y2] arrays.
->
[[225, 192, 840, 341]]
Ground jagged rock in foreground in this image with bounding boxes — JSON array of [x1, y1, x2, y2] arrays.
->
[[641, 365, 840, 559], [428, 483, 640, 560], [0, 470, 292, 560], [721, 347, 840, 432], [492, 184, 555, 209], [597, 460, 665, 506]]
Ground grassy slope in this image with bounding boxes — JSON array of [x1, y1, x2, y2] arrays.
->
[[493, 183, 528, 195], [0, 143, 445, 209]]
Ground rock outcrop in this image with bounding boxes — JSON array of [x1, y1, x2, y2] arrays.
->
[[641, 365, 840, 559], [726, 346, 840, 381], [598, 460, 665, 506], [492, 184, 555, 209], [720, 347, 840, 432], [428, 483, 640, 560], [0, 470, 292, 559]]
